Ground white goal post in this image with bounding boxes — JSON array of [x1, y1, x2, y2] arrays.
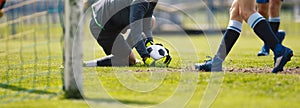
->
[[64, 0, 84, 98], [295, 4, 300, 22]]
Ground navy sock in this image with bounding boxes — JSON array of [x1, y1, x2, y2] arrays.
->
[[97, 56, 113, 66], [96, 55, 130, 66], [253, 20, 279, 50], [269, 17, 280, 35], [216, 29, 240, 60], [269, 22, 280, 35], [247, 12, 279, 51], [216, 20, 241, 60]]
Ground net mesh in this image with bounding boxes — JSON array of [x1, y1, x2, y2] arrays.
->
[[0, 0, 64, 103]]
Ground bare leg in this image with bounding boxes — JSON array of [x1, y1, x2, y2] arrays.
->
[[195, 0, 244, 71], [257, 3, 269, 18], [215, 0, 243, 60], [269, 0, 282, 18], [238, 0, 257, 21], [257, 0, 284, 56], [257, 2, 271, 56], [269, 0, 283, 34]]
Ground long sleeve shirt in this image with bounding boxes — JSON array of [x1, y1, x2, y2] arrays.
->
[[88, 0, 156, 47]]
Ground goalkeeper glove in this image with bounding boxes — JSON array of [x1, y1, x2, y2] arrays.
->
[[154, 45, 172, 67], [155, 55, 172, 67], [143, 56, 155, 66], [145, 38, 154, 47]]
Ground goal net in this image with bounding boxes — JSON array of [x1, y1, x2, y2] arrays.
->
[[0, 0, 65, 103]]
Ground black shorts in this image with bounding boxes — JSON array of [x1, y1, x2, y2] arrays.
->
[[97, 8, 131, 56]]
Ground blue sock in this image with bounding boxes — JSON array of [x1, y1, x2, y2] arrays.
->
[[216, 20, 242, 60], [247, 12, 279, 50], [269, 17, 280, 35]]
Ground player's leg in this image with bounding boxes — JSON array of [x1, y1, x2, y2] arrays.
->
[[257, 0, 269, 18], [215, 1, 243, 61], [240, 0, 293, 73], [83, 34, 115, 67], [257, 0, 285, 56], [84, 31, 132, 67], [269, 0, 285, 44], [85, 15, 133, 67], [196, 0, 293, 72], [89, 16, 155, 66], [85, 49, 136, 67], [195, 0, 243, 71], [269, 0, 282, 34], [256, 0, 271, 56], [239, 0, 278, 49]]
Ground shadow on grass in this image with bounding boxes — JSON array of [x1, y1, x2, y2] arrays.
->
[[86, 98, 156, 106], [0, 83, 57, 95]]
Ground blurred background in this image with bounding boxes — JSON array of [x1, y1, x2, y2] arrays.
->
[[1, 0, 299, 35], [0, 0, 299, 106]]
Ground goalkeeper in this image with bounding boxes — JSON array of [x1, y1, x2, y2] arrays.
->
[[83, 0, 171, 67], [0, 0, 6, 18]]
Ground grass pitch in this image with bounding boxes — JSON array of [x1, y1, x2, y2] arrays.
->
[[0, 11, 300, 108]]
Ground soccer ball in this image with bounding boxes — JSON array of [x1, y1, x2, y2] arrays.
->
[[146, 44, 169, 60]]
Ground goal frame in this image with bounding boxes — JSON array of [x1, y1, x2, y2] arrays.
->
[[64, 0, 84, 99]]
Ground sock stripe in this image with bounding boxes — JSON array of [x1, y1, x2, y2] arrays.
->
[[251, 17, 264, 28], [269, 17, 280, 22], [227, 26, 241, 33], [227, 20, 242, 33], [247, 12, 266, 28]]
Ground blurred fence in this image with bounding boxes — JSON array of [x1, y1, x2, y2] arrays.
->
[[0, 0, 299, 34], [2, 0, 63, 23]]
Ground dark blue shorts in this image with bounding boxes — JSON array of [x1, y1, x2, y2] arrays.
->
[[256, 0, 284, 3]]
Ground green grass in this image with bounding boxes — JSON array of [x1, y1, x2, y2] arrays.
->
[[1, 10, 300, 108]]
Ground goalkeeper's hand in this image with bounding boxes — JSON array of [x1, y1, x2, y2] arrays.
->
[[143, 55, 171, 67], [145, 38, 154, 47], [154, 45, 172, 67], [144, 42, 172, 67], [143, 56, 155, 66], [155, 55, 172, 67]]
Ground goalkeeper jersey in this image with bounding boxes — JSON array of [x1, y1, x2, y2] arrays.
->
[[88, 0, 157, 47]]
